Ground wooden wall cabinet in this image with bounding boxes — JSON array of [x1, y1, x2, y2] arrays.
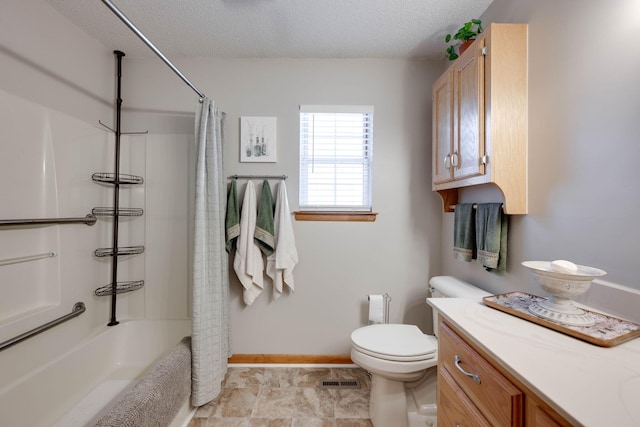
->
[[432, 24, 528, 214], [438, 320, 573, 427]]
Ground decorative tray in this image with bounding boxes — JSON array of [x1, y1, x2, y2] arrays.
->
[[483, 292, 640, 347]]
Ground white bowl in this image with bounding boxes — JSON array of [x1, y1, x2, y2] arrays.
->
[[522, 261, 606, 326], [522, 261, 606, 298]]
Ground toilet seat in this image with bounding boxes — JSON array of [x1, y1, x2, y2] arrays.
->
[[351, 324, 437, 362]]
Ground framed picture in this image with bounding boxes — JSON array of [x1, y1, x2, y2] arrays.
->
[[240, 116, 277, 162]]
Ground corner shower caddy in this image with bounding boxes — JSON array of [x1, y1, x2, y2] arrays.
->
[[93, 50, 146, 326]]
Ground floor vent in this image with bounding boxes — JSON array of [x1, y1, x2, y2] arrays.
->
[[319, 380, 361, 389]]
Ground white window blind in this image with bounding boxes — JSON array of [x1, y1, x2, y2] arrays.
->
[[299, 105, 373, 211]]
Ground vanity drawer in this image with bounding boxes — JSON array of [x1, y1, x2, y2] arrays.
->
[[439, 321, 523, 426], [439, 367, 491, 427]]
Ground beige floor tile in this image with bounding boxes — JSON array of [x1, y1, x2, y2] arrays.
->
[[294, 367, 333, 387], [335, 419, 373, 427], [205, 418, 250, 427], [294, 387, 335, 418], [247, 418, 292, 427], [213, 387, 260, 417], [188, 418, 208, 427], [292, 417, 336, 427], [224, 368, 266, 388], [261, 367, 298, 388], [196, 367, 371, 426], [252, 388, 297, 418], [333, 389, 370, 419], [194, 402, 216, 418]]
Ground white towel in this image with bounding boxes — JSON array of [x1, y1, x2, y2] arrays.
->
[[233, 181, 264, 305], [267, 181, 298, 299]]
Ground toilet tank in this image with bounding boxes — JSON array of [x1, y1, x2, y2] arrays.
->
[[428, 276, 491, 336]]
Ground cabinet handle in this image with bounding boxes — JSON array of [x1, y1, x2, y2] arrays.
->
[[451, 152, 459, 167], [444, 155, 451, 170], [454, 355, 481, 384]]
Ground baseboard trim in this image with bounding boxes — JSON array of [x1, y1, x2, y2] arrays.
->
[[228, 354, 353, 365]]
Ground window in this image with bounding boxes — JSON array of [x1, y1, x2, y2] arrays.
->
[[299, 105, 374, 214]]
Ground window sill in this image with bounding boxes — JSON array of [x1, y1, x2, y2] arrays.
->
[[293, 211, 378, 222]]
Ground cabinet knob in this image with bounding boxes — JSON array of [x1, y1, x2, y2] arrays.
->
[[454, 355, 481, 384], [451, 152, 459, 167]]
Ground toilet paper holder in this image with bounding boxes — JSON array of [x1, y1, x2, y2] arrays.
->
[[367, 293, 392, 324]]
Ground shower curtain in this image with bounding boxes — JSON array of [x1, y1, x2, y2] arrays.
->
[[191, 98, 230, 406]]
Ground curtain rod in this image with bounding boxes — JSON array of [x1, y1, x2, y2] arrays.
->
[[101, 0, 206, 100]]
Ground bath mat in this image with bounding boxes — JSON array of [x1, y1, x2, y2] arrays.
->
[[94, 336, 192, 427]]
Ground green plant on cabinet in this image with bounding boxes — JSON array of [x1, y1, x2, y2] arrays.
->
[[445, 19, 484, 60]]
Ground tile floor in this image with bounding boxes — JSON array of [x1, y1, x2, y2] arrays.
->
[[188, 366, 373, 427]]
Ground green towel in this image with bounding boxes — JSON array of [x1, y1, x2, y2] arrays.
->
[[453, 203, 476, 262], [225, 179, 240, 253], [476, 203, 508, 272], [254, 180, 275, 256]]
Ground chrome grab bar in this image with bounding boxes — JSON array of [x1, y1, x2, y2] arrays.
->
[[454, 355, 481, 384], [0, 251, 56, 267], [0, 214, 96, 227], [0, 302, 86, 352]]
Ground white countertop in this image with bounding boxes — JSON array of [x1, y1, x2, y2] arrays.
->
[[427, 298, 640, 427]]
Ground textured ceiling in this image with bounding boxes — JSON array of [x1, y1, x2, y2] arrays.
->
[[46, 0, 493, 60]]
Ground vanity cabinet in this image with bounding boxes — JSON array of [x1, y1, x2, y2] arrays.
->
[[438, 320, 572, 427], [432, 23, 528, 214]]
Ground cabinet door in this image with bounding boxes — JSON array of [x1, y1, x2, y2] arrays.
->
[[432, 70, 453, 185], [525, 398, 573, 427], [452, 37, 485, 180]]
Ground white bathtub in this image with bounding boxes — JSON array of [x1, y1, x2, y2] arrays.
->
[[0, 319, 192, 427]]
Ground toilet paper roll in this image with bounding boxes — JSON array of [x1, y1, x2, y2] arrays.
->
[[368, 294, 385, 324]]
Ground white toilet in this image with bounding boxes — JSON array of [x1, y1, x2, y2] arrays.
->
[[350, 276, 490, 427]]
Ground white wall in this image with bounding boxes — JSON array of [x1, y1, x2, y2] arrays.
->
[[0, 0, 112, 379], [0, 0, 190, 378], [122, 58, 443, 353], [440, 0, 640, 306], [0, 0, 113, 124]]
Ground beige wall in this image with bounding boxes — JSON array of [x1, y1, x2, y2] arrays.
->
[[440, 0, 640, 305]]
